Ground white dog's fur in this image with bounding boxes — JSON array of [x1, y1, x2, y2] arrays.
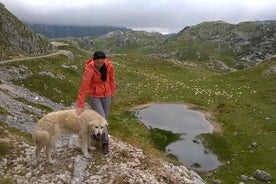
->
[[32, 109, 108, 163]]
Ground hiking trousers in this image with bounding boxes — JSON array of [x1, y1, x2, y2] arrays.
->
[[88, 95, 111, 144]]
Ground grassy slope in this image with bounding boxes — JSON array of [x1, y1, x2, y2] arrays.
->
[[3, 45, 275, 183], [197, 60, 276, 183]]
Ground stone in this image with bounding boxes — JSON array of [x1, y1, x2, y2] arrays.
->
[[213, 179, 222, 184], [240, 174, 248, 182], [253, 169, 272, 181]]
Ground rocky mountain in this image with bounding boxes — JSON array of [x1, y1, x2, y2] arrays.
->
[[1, 1, 275, 70], [157, 20, 276, 70], [91, 30, 165, 54], [57, 30, 166, 55], [60, 20, 275, 71], [0, 3, 55, 61], [28, 23, 131, 38]]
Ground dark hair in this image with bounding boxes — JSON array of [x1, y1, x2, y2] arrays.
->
[[93, 51, 106, 60], [100, 64, 107, 81]]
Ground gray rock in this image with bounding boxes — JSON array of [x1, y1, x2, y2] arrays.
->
[[240, 174, 248, 182], [253, 169, 272, 181], [213, 179, 222, 184]]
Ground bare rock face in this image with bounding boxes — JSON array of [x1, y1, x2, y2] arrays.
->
[[0, 3, 55, 61]]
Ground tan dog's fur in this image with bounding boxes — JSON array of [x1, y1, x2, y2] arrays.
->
[[32, 109, 108, 163]]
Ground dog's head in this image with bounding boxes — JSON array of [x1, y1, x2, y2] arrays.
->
[[88, 118, 108, 140]]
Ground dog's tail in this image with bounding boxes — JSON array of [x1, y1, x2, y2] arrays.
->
[[32, 130, 49, 147]]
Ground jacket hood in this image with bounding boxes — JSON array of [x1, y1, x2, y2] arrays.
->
[[85, 58, 111, 69]]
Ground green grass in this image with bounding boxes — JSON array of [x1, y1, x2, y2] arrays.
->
[[14, 97, 52, 113], [11, 45, 89, 106], [0, 141, 11, 157], [0, 106, 11, 115], [0, 178, 13, 184], [149, 128, 182, 151], [0, 121, 32, 157], [1, 123, 32, 144], [1, 45, 275, 183]]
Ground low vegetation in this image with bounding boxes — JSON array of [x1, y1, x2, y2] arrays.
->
[[1, 44, 275, 183]]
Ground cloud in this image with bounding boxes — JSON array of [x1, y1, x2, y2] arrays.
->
[[2, 0, 276, 34]]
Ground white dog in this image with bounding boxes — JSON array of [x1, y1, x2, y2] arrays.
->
[[32, 109, 108, 163]]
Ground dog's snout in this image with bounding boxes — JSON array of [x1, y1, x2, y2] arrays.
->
[[97, 132, 101, 137]]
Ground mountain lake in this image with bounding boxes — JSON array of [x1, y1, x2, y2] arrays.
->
[[134, 103, 221, 171]]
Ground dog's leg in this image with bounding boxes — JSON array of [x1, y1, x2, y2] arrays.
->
[[78, 134, 91, 158], [35, 143, 43, 162], [45, 142, 54, 164], [87, 135, 96, 151], [45, 134, 58, 164]]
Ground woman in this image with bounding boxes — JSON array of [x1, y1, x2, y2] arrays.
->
[[76, 51, 116, 154]]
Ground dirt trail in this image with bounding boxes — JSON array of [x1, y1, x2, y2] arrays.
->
[[0, 49, 69, 64], [0, 42, 70, 65]]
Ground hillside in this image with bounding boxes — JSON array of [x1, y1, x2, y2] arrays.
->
[[0, 4, 275, 183], [0, 3, 55, 61], [93, 30, 165, 54], [0, 43, 275, 183], [54, 30, 165, 55], [56, 20, 276, 71], [0, 45, 205, 184], [28, 23, 131, 38], [157, 20, 276, 70]]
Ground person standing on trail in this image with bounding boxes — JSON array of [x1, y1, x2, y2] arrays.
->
[[76, 51, 116, 154]]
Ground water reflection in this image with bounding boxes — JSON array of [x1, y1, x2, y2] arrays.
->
[[135, 103, 221, 171]]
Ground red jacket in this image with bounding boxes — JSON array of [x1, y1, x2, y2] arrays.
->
[[77, 58, 116, 108]]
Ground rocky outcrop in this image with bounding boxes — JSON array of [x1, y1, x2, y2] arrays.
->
[[158, 20, 276, 69], [0, 3, 55, 61], [0, 131, 205, 184]]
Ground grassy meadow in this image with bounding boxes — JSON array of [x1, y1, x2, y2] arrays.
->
[[3, 44, 276, 183]]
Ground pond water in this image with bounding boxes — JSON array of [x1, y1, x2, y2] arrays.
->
[[135, 103, 221, 171]]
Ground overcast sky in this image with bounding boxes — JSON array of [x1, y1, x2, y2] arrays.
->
[[1, 0, 276, 34]]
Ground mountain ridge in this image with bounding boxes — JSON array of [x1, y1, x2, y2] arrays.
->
[[1, 1, 275, 70], [0, 3, 55, 61], [28, 23, 131, 38], [156, 20, 276, 70]]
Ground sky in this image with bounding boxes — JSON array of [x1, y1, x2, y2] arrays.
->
[[1, 0, 276, 34]]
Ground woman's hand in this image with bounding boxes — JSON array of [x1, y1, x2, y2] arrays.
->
[[76, 107, 84, 116]]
